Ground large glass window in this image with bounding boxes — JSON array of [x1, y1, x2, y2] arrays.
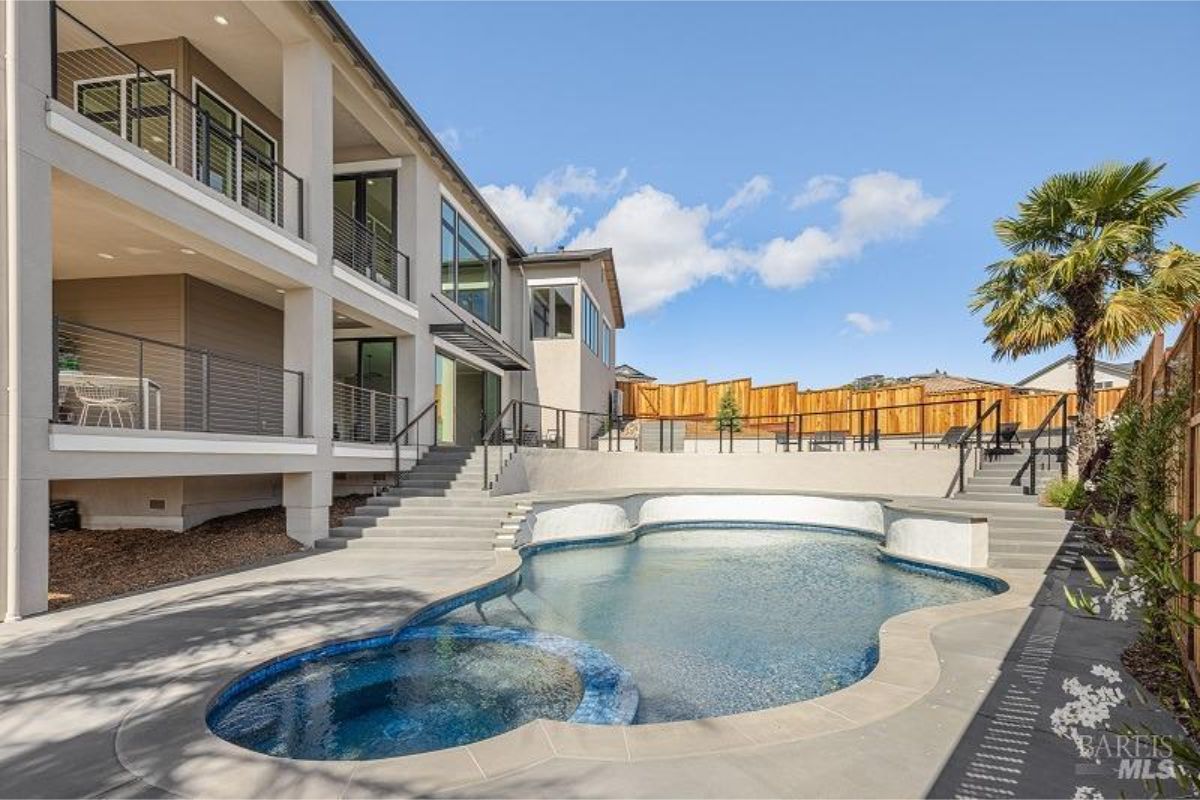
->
[[601, 320, 612, 366], [194, 83, 278, 224], [531, 286, 574, 339], [582, 292, 600, 354], [440, 200, 502, 330], [76, 72, 173, 164]]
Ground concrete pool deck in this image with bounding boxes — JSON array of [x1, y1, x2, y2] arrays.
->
[[0, 499, 1063, 798]]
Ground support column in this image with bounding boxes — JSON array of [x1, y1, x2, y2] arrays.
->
[[2, 0, 53, 620], [283, 471, 330, 548], [282, 40, 332, 263]]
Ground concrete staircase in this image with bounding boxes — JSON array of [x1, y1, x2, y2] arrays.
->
[[317, 446, 530, 552], [953, 447, 1077, 570]]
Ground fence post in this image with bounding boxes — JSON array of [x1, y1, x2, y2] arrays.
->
[[1061, 399, 1069, 479], [974, 398, 983, 450]]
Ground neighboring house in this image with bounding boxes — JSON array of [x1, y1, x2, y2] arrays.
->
[[520, 249, 624, 447], [1016, 356, 1134, 392], [0, 1, 621, 618]]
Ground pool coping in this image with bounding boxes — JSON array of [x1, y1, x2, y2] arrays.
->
[[113, 497, 1044, 799]]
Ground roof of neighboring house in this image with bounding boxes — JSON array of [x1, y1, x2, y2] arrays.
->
[[1015, 355, 1135, 386], [308, 2, 526, 259], [615, 364, 656, 383], [518, 248, 625, 329], [904, 371, 1011, 393]]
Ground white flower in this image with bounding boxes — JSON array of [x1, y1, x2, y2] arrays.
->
[[1091, 664, 1122, 684], [1073, 787, 1103, 799], [1052, 667, 1126, 761]]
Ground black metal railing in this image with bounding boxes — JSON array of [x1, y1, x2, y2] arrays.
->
[[392, 400, 438, 490], [53, 317, 303, 436], [51, 4, 306, 238], [332, 207, 410, 299], [332, 382, 407, 444], [1025, 394, 1070, 496], [957, 400, 1003, 494]]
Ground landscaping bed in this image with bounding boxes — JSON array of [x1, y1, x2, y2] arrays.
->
[[48, 495, 367, 610]]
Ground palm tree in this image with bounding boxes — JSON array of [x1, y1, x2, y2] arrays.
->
[[972, 159, 1200, 468]]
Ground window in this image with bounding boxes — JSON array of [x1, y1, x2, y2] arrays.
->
[[531, 286, 574, 339], [1095, 380, 1114, 390], [194, 82, 279, 223], [601, 320, 611, 366], [441, 200, 502, 330], [76, 72, 174, 164], [581, 292, 602, 355]]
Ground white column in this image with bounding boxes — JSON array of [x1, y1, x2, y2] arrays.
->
[[283, 287, 331, 546], [282, 40, 332, 263], [2, 0, 53, 620]]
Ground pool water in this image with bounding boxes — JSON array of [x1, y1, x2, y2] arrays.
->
[[208, 632, 584, 760], [208, 524, 999, 759], [440, 527, 994, 722]]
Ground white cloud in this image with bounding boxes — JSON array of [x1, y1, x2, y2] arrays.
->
[[570, 186, 743, 315], [844, 312, 892, 335], [789, 174, 844, 209], [714, 175, 772, 219], [753, 171, 947, 288], [436, 127, 461, 151], [480, 165, 626, 251]]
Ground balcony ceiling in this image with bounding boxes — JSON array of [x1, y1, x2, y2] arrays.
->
[[52, 172, 292, 309], [61, 1, 285, 115]]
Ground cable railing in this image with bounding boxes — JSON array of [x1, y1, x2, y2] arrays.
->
[[332, 382, 407, 444], [53, 317, 303, 437], [1024, 394, 1070, 496], [51, 4, 306, 239], [332, 207, 410, 299]]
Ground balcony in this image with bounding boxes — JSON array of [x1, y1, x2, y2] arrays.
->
[[332, 382, 408, 444], [53, 318, 304, 437], [51, 4, 306, 240], [333, 207, 411, 299]]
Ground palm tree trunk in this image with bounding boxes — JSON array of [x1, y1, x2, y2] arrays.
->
[[1074, 337, 1098, 470]]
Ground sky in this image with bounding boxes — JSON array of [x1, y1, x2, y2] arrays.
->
[[335, 1, 1200, 388]]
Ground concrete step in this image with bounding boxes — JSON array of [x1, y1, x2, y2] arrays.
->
[[989, 553, 1079, 570], [990, 539, 1081, 555], [319, 536, 495, 551], [964, 484, 1026, 495], [338, 526, 496, 538], [383, 511, 512, 524], [390, 496, 523, 508], [953, 492, 1042, 505]]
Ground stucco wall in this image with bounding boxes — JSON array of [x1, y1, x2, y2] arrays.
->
[[1020, 359, 1131, 392], [503, 448, 961, 498]]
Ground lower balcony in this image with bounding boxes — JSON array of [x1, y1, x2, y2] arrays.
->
[[332, 382, 408, 445], [53, 317, 304, 439]]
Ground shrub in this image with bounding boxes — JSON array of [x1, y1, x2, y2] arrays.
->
[[1042, 477, 1084, 510]]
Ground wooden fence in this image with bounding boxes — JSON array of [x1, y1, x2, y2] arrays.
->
[[1118, 312, 1200, 683], [620, 377, 1125, 438]]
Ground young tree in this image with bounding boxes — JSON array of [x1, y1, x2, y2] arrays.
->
[[971, 159, 1200, 467], [716, 388, 742, 433]]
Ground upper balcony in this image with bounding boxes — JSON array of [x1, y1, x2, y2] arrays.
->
[[50, 2, 306, 241]]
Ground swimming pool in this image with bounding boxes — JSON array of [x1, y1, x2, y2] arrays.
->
[[208, 523, 1000, 759]]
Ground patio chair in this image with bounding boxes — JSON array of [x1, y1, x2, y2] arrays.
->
[[74, 381, 135, 428], [774, 431, 799, 451], [913, 425, 969, 450], [809, 430, 848, 452], [996, 422, 1021, 448]]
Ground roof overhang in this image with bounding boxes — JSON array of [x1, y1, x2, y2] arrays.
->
[[430, 323, 530, 371]]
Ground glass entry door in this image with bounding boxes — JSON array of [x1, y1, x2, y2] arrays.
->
[[435, 353, 456, 444], [334, 172, 397, 289]]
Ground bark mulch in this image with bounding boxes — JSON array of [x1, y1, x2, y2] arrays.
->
[[48, 494, 369, 611]]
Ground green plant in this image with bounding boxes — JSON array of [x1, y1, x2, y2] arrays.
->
[[1097, 381, 1190, 523], [716, 389, 742, 433], [1042, 477, 1084, 509], [971, 159, 1200, 468]]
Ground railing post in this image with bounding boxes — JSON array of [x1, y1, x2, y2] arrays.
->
[[784, 416, 791, 452], [1061, 398, 1069, 479], [201, 351, 211, 432], [369, 390, 378, 444], [50, 316, 60, 423], [858, 408, 865, 451], [873, 408, 880, 450], [974, 398, 983, 450], [660, 419, 665, 453], [49, 3, 59, 102], [137, 338, 145, 429], [797, 413, 803, 453], [959, 441, 967, 494]]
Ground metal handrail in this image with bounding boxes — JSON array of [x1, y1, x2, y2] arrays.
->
[[481, 399, 518, 489], [1025, 394, 1070, 496], [332, 207, 411, 299], [392, 399, 437, 489], [51, 3, 305, 237], [957, 399, 1002, 494]]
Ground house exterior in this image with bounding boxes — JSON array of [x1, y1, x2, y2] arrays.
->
[[0, 0, 620, 619], [1016, 356, 1134, 393]]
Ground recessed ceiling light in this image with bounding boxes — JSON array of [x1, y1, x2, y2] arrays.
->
[[336, 314, 347, 320], [97, 252, 115, 260], [213, 14, 229, 25], [275, 289, 286, 294], [179, 248, 196, 255]]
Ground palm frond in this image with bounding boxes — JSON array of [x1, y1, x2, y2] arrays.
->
[[1091, 287, 1186, 354]]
